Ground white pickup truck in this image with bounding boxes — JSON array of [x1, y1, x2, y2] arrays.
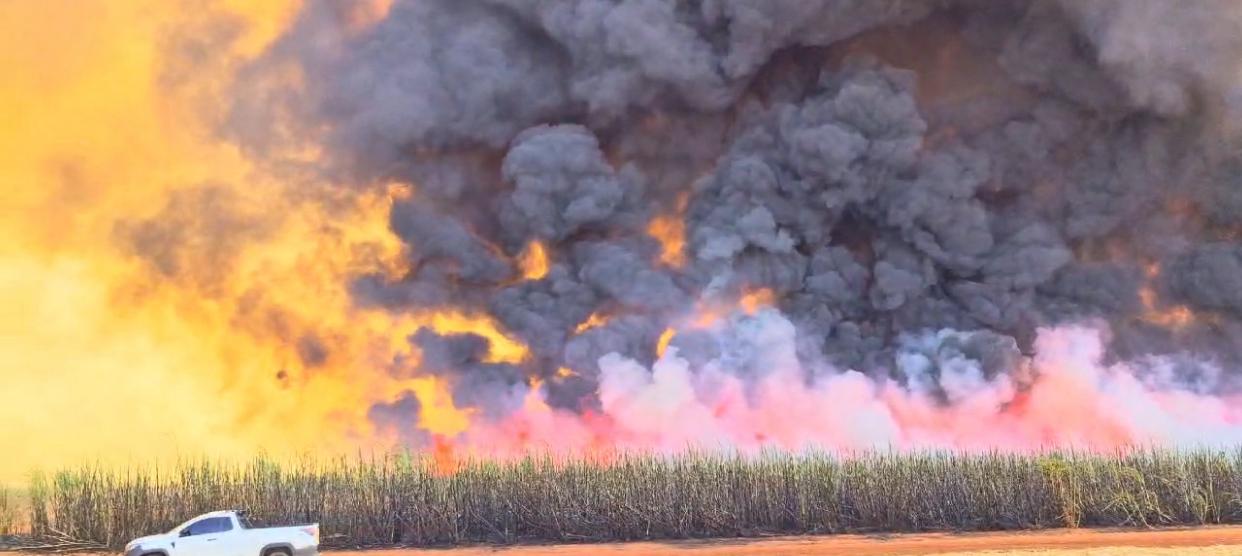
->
[[124, 510, 318, 556]]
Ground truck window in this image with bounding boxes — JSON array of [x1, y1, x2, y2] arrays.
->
[[238, 514, 262, 529], [182, 517, 233, 536], [211, 517, 235, 533]]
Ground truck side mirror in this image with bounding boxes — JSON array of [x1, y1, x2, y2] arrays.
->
[[180, 529, 193, 537]]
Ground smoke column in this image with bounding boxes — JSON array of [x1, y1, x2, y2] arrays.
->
[[9, 0, 1242, 480], [225, 0, 1242, 457]]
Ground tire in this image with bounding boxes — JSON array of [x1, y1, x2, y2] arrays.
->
[[264, 549, 291, 556]]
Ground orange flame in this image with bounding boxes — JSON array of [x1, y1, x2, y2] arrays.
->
[[656, 328, 676, 358], [692, 309, 725, 328], [424, 311, 529, 364], [1138, 287, 1196, 329], [403, 377, 473, 437], [573, 311, 610, 334], [647, 193, 689, 267], [740, 288, 776, 314], [519, 240, 549, 281], [343, 0, 395, 33], [0, 0, 481, 482], [687, 288, 777, 329], [430, 435, 461, 476], [1138, 264, 1196, 329], [648, 215, 686, 267]]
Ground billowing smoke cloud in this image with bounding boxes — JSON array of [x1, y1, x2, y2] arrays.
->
[[465, 312, 1242, 454], [231, 0, 1242, 453]]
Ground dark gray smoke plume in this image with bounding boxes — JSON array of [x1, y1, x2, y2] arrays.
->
[[232, 0, 1242, 429]]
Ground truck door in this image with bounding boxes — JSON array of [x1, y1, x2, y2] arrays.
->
[[174, 516, 234, 556]]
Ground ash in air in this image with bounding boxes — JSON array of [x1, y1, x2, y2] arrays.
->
[[229, 0, 1242, 452]]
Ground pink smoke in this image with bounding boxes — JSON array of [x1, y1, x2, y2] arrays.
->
[[449, 310, 1242, 457]]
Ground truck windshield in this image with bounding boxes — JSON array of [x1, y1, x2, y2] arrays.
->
[[168, 518, 195, 535], [168, 515, 233, 535]]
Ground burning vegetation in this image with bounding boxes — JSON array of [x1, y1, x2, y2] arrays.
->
[[8, 0, 1242, 482], [266, 0, 1242, 459]]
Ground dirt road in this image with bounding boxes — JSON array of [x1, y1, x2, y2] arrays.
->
[[329, 527, 1242, 555], [7, 526, 1242, 555]]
